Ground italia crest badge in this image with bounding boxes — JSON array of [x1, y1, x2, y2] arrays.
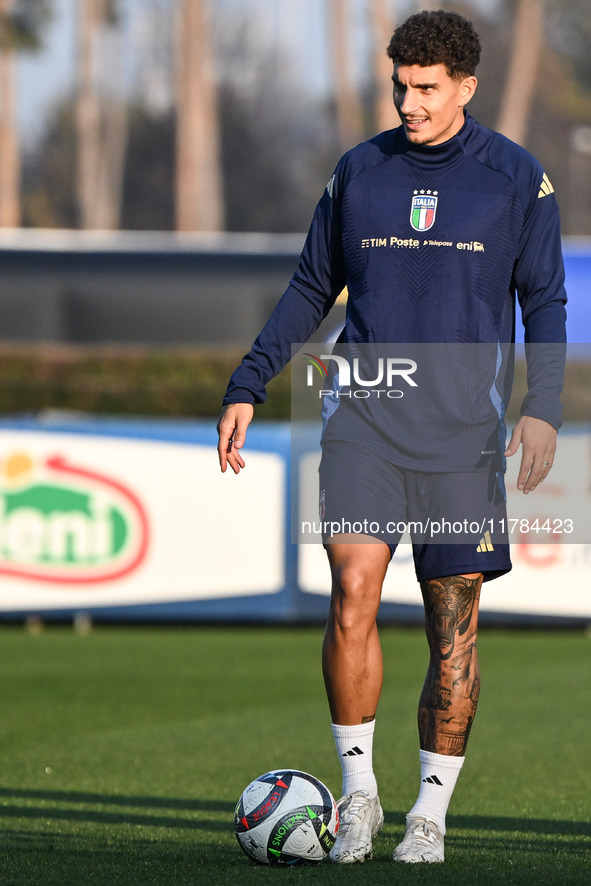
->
[[410, 190, 438, 232]]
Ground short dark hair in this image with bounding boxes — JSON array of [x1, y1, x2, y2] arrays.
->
[[386, 10, 481, 80]]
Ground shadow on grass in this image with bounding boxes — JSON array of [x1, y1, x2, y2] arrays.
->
[[0, 787, 232, 812], [449, 812, 590, 839], [377, 809, 591, 870], [0, 799, 588, 886], [0, 789, 588, 842], [0, 786, 234, 831], [0, 831, 245, 886], [385, 809, 591, 837]]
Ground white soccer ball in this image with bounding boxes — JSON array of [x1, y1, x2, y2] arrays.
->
[[234, 769, 339, 865]]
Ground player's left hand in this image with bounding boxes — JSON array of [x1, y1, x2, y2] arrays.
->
[[504, 415, 557, 494]]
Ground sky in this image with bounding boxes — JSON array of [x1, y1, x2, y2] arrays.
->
[[18, 0, 75, 146]]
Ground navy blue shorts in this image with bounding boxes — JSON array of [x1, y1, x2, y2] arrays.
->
[[318, 441, 511, 583]]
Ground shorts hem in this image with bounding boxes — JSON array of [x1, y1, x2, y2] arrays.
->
[[415, 561, 512, 583]]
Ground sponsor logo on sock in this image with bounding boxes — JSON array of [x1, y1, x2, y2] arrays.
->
[[423, 775, 443, 785], [343, 746, 364, 757]]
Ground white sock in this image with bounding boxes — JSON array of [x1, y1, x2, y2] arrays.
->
[[331, 721, 378, 798], [408, 749, 465, 834]]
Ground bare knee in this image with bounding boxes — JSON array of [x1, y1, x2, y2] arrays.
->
[[328, 566, 378, 633], [327, 543, 390, 633]]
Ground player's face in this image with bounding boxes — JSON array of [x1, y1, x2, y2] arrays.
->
[[392, 63, 477, 146]]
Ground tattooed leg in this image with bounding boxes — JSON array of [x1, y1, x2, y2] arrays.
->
[[418, 573, 483, 756]]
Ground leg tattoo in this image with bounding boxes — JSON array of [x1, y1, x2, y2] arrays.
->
[[418, 575, 482, 755], [422, 575, 479, 660]]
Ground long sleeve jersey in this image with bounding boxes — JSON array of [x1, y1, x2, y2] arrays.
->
[[223, 113, 567, 471]]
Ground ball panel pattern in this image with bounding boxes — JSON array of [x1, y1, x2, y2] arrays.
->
[[234, 769, 339, 866]]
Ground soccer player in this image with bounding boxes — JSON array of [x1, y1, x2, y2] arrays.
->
[[217, 10, 566, 865]]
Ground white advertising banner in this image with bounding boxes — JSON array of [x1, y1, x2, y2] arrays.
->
[[0, 421, 588, 621], [299, 541, 591, 619], [298, 433, 591, 619], [0, 430, 285, 611]]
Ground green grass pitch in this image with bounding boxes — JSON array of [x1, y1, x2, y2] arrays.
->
[[0, 624, 588, 885]]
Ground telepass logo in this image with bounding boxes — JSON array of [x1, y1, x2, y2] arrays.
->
[[0, 451, 149, 583]]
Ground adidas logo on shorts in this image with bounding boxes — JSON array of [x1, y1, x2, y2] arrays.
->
[[476, 530, 494, 552]]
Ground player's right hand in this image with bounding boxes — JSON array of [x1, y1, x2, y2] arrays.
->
[[217, 403, 254, 474]]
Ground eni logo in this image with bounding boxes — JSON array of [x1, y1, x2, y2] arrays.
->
[[0, 452, 149, 584]]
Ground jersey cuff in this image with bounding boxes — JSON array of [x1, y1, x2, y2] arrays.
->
[[519, 406, 562, 432], [222, 389, 258, 407]]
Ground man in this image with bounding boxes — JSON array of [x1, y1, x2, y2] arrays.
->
[[217, 10, 566, 865]]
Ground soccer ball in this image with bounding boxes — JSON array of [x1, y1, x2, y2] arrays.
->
[[234, 769, 339, 865]]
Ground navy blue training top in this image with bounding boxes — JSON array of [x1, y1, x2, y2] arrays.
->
[[223, 113, 567, 471]]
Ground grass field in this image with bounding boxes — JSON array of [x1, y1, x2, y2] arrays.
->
[[0, 625, 588, 885]]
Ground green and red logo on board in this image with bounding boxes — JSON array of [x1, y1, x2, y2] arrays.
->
[[410, 189, 438, 232], [0, 452, 149, 583]]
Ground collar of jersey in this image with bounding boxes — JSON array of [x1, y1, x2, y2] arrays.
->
[[401, 112, 472, 167]]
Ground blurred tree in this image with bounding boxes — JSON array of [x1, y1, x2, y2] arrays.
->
[[328, 0, 364, 149], [219, 80, 333, 233], [121, 106, 175, 230], [23, 6, 336, 234], [119, 0, 175, 230], [175, 0, 224, 231], [22, 101, 77, 227], [0, 0, 18, 226], [538, 0, 591, 234], [0, 0, 51, 226], [496, 0, 544, 145], [216, 11, 339, 233], [22, 0, 591, 235], [547, 0, 591, 91], [370, 0, 397, 133], [76, 0, 127, 229]]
